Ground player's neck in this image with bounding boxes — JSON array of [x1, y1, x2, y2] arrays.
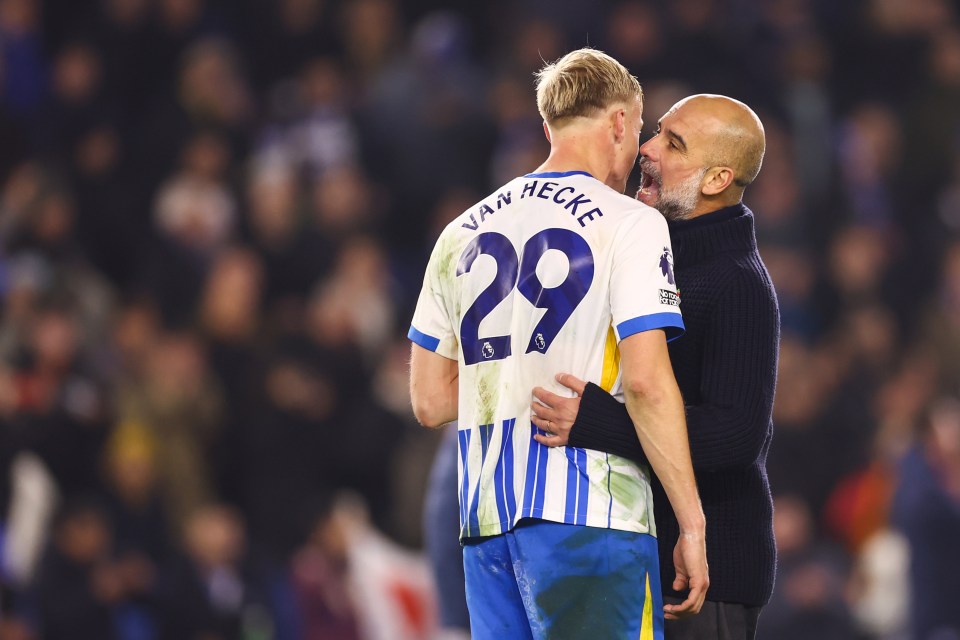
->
[[535, 143, 614, 188]]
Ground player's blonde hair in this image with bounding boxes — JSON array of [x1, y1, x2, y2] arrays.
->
[[535, 48, 642, 125]]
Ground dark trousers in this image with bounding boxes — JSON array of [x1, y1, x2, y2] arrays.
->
[[423, 428, 470, 631], [663, 596, 762, 640]]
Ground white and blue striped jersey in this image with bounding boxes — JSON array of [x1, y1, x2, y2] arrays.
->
[[409, 171, 683, 540]]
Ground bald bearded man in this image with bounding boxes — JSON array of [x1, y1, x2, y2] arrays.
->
[[530, 95, 780, 639]]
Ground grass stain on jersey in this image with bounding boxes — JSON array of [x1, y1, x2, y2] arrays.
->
[[437, 234, 467, 319], [474, 363, 501, 427], [607, 461, 649, 531]]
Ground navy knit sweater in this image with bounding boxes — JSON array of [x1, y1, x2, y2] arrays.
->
[[569, 203, 780, 607]]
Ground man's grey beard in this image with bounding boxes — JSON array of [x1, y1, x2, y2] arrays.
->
[[641, 159, 706, 222]]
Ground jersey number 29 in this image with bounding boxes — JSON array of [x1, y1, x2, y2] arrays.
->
[[457, 229, 594, 366]]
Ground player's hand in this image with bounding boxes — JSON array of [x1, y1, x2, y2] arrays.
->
[[531, 373, 587, 447], [664, 531, 709, 620]]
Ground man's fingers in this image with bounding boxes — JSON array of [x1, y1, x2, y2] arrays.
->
[[532, 386, 565, 408], [662, 592, 698, 618], [531, 416, 568, 446], [663, 579, 709, 619], [530, 402, 557, 423], [688, 578, 708, 613], [672, 574, 689, 592], [555, 373, 587, 396], [533, 432, 567, 446], [530, 414, 557, 435]]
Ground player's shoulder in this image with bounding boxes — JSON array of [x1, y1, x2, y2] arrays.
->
[[600, 190, 669, 236]]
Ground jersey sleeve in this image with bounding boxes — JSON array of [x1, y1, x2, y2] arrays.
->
[[408, 237, 459, 361], [609, 211, 685, 342]]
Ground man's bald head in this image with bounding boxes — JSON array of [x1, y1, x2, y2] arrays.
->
[[670, 94, 766, 188], [637, 93, 766, 219]]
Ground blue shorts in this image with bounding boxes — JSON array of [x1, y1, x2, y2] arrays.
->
[[463, 519, 663, 640]]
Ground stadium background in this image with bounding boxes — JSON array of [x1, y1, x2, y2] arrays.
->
[[0, 0, 958, 638]]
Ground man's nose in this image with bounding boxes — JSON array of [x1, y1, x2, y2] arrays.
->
[[638, 139, 655, 159]]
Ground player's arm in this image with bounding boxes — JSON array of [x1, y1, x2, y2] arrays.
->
[[618, 328, 708, 618], [536, 268, 778, 472], [409, 344, 458, 428]]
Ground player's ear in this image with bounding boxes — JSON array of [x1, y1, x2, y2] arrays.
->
[[613, 108, 626, 143], [702, 166, 735, 195], [543, 121, 551, 143]]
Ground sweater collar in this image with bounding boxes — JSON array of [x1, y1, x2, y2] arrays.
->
[[667, 202, 758, 265]]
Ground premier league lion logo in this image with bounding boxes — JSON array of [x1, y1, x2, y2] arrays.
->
[[481, 341, 495, 359], [660, 247, 675, 285], [534, 333, 546, 351]]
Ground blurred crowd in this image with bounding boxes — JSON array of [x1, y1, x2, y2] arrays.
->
[[0, 0, 959, 638]]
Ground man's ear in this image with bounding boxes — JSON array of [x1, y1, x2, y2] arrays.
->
[[702, 166, 736, 195], [613, 108, 626, 143], [543, 120, 551, 143]]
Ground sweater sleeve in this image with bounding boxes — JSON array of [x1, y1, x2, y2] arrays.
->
[[567, 382, 648, 464], [685, 263, 779, 472], [569, 260, 779, 473]]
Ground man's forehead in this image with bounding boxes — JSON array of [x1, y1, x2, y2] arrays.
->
[[659, 102, 715, 142]]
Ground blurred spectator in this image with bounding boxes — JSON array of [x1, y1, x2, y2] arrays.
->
[[115, 332, 222, 532], [157, 504, 274, 640], [0, 55, 30, 182], [226, 348, 338, 561], [8, 302, 110, 500], [760, 245, 819, 340], [310, 165, 381, 242], [35, 498, 148, 640], [781, 33, 835, 212], [290, 497, 363, 640], [892, 398, 960, 639], [486, 75, 546, 191], [923, 239, 960, 392], [368, 338, 431, 545], [421, 428, 468, 638], [147, 131, 236, 325], [242, 0, 338, 91], [757, 495, 858, 640], [145, 0, 212, 98], [904, 27, 960, 216], [70, 123, 141, 289], [100, 421, 169, 566], [95, 0, 153, 114], [319, 494, 437, 640], [137, 36, 252, 197], [837, 103, 902, 230], [340, 0, 402, 88], [0, 0, 47, 117], [260, 56, 359, 178], [749, 118, 806, 247], [848, 527, 909, 640], [309, 236, 395, 361], [35, 42, 110, 163], [244, 161, 332, 307]]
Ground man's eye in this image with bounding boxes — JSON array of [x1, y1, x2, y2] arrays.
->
[[668, 141, 678, 150]]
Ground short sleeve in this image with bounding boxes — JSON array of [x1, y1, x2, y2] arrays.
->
[[409, 238, 459, 360], [609, 211, 684, 342]]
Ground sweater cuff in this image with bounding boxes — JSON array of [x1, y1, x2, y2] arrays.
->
[[568, 383, 648, 465]]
